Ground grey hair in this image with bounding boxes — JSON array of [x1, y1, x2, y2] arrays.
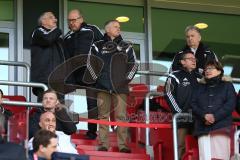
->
[[38, 12, 53, 26], [69, 9, 83, 18], [185, 25, 201, 34], [104, 20, 119, 31]]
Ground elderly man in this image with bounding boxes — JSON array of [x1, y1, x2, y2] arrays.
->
[[87, 20, 138, 153], [64, 9, 103, 140], [29, 89, 77, 138], [170, 25, 218, 75], [31, 11, 66, 102], [28, 111, 78, 154]]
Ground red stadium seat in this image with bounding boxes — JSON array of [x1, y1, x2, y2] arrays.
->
[[2, 95, 27, 144]]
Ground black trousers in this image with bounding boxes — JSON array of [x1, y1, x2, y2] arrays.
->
[[86, 88, 98, 133]]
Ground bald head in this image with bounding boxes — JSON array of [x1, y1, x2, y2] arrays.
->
[[39, 111, 56, 133], [68, 9, 84, 31]]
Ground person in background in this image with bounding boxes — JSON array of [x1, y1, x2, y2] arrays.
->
[[165, 51, 201, 158], [170, 25, 218, 75], [28, 129, 58, 160], [28, 111, 78, 154], [29, 89, 77, 138], [31, 11, 66, 102], [64, 9, 103, 140], [88, 20, 138, 153], [0, 111, 27, 160], [191, 60, 236, 160]]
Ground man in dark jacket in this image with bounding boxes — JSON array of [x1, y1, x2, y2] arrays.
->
[[64, 9, 103, 140], [165, 50, 201, 158], [29, 89, 77, 139], [0, 112, 27, 160], [31, 12, 66, 102], [88, 20, 138, 153], [170, 25, 218, 75]]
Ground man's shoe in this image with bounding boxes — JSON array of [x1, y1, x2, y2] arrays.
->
[[85, 131, 97, 140], [98, 146, 108, 151], [119, 148, 131, 153]]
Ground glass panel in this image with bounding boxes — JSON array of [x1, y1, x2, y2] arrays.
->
[[0, 0, 14, 21], [151, 8, 240, 89], [0, 32, 9, 93], [68, 1, 144, 32]]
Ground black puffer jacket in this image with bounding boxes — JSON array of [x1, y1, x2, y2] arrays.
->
[[170, 43, 218, 75], [64, 22, 103, 85], [87, 34, 138, 94], [31, 26, 65, 84], [191, 76, 236, 136]]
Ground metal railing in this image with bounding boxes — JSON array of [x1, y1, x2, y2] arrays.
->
[[234, 130, 240, 156], [172, 113, 192, 160], [136, 70, 240, 83], [0, 80, 48, 145], [144, 91, 164, 159], [0, 60, 31, 101]]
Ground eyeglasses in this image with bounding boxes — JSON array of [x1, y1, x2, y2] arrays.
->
[[204, 67, 216, 71], [67, 17, 81, 23], [183, 57, 197, 61]]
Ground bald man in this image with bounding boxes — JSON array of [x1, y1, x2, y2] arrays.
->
[[28, 111, 77, 154], [64, 9, 103, 140]]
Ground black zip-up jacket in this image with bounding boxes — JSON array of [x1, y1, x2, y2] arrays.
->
[[64, 22, 103, 85], [164, 69, 201, 113], [31, 26, 65, 84], [86, 34, 138, 94], [191, 76, 236, 136], [170, 43, 218, 75]]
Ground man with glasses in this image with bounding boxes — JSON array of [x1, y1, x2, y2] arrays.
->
[[170, 25, 218, 75], [31, 12, 66, 102], [165, 50, 202, 159], [64, 9, 103, 140]]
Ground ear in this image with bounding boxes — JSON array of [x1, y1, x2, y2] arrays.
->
[[39, 145, 46, 152], [39, 122, 42, 128], [198, 34, 201, 42]]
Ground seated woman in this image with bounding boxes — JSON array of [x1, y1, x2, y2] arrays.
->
[[191, 60, 236, 160]]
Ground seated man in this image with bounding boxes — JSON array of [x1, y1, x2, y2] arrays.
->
[[28, 111, 78, 154], [29, 89, 77, 138], [28, 129, 58, 160], [0, 111, 27, 160]]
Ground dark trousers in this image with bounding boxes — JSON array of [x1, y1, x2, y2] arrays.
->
[[86, 88, 98, 133]]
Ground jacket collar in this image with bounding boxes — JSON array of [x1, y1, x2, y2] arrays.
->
[[103, 33, 123, 43]]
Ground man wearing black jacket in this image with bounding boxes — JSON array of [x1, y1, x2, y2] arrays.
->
[[29, 89, 77, 139], [87, 20, 138, 153], [64, 9, 103, 140], [31, 12, 66, 102], [170, 25, 218, 75], [165, 50, 201, 158]]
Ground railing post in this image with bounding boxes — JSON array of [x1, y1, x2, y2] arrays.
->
[[145, 91, 164, 159], [234, 130, 240, 156], [172, 113, 192, 160]]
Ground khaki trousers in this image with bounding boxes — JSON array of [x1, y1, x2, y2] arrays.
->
[[178, 128, 190, 159], [97, 92, 128, 150]]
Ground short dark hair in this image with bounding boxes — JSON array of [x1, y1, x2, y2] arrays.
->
[[33, 129, 57, 152], [180, 50, 194, 60], [204, 60, 224, 77], [42, 89, 58, 99]]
